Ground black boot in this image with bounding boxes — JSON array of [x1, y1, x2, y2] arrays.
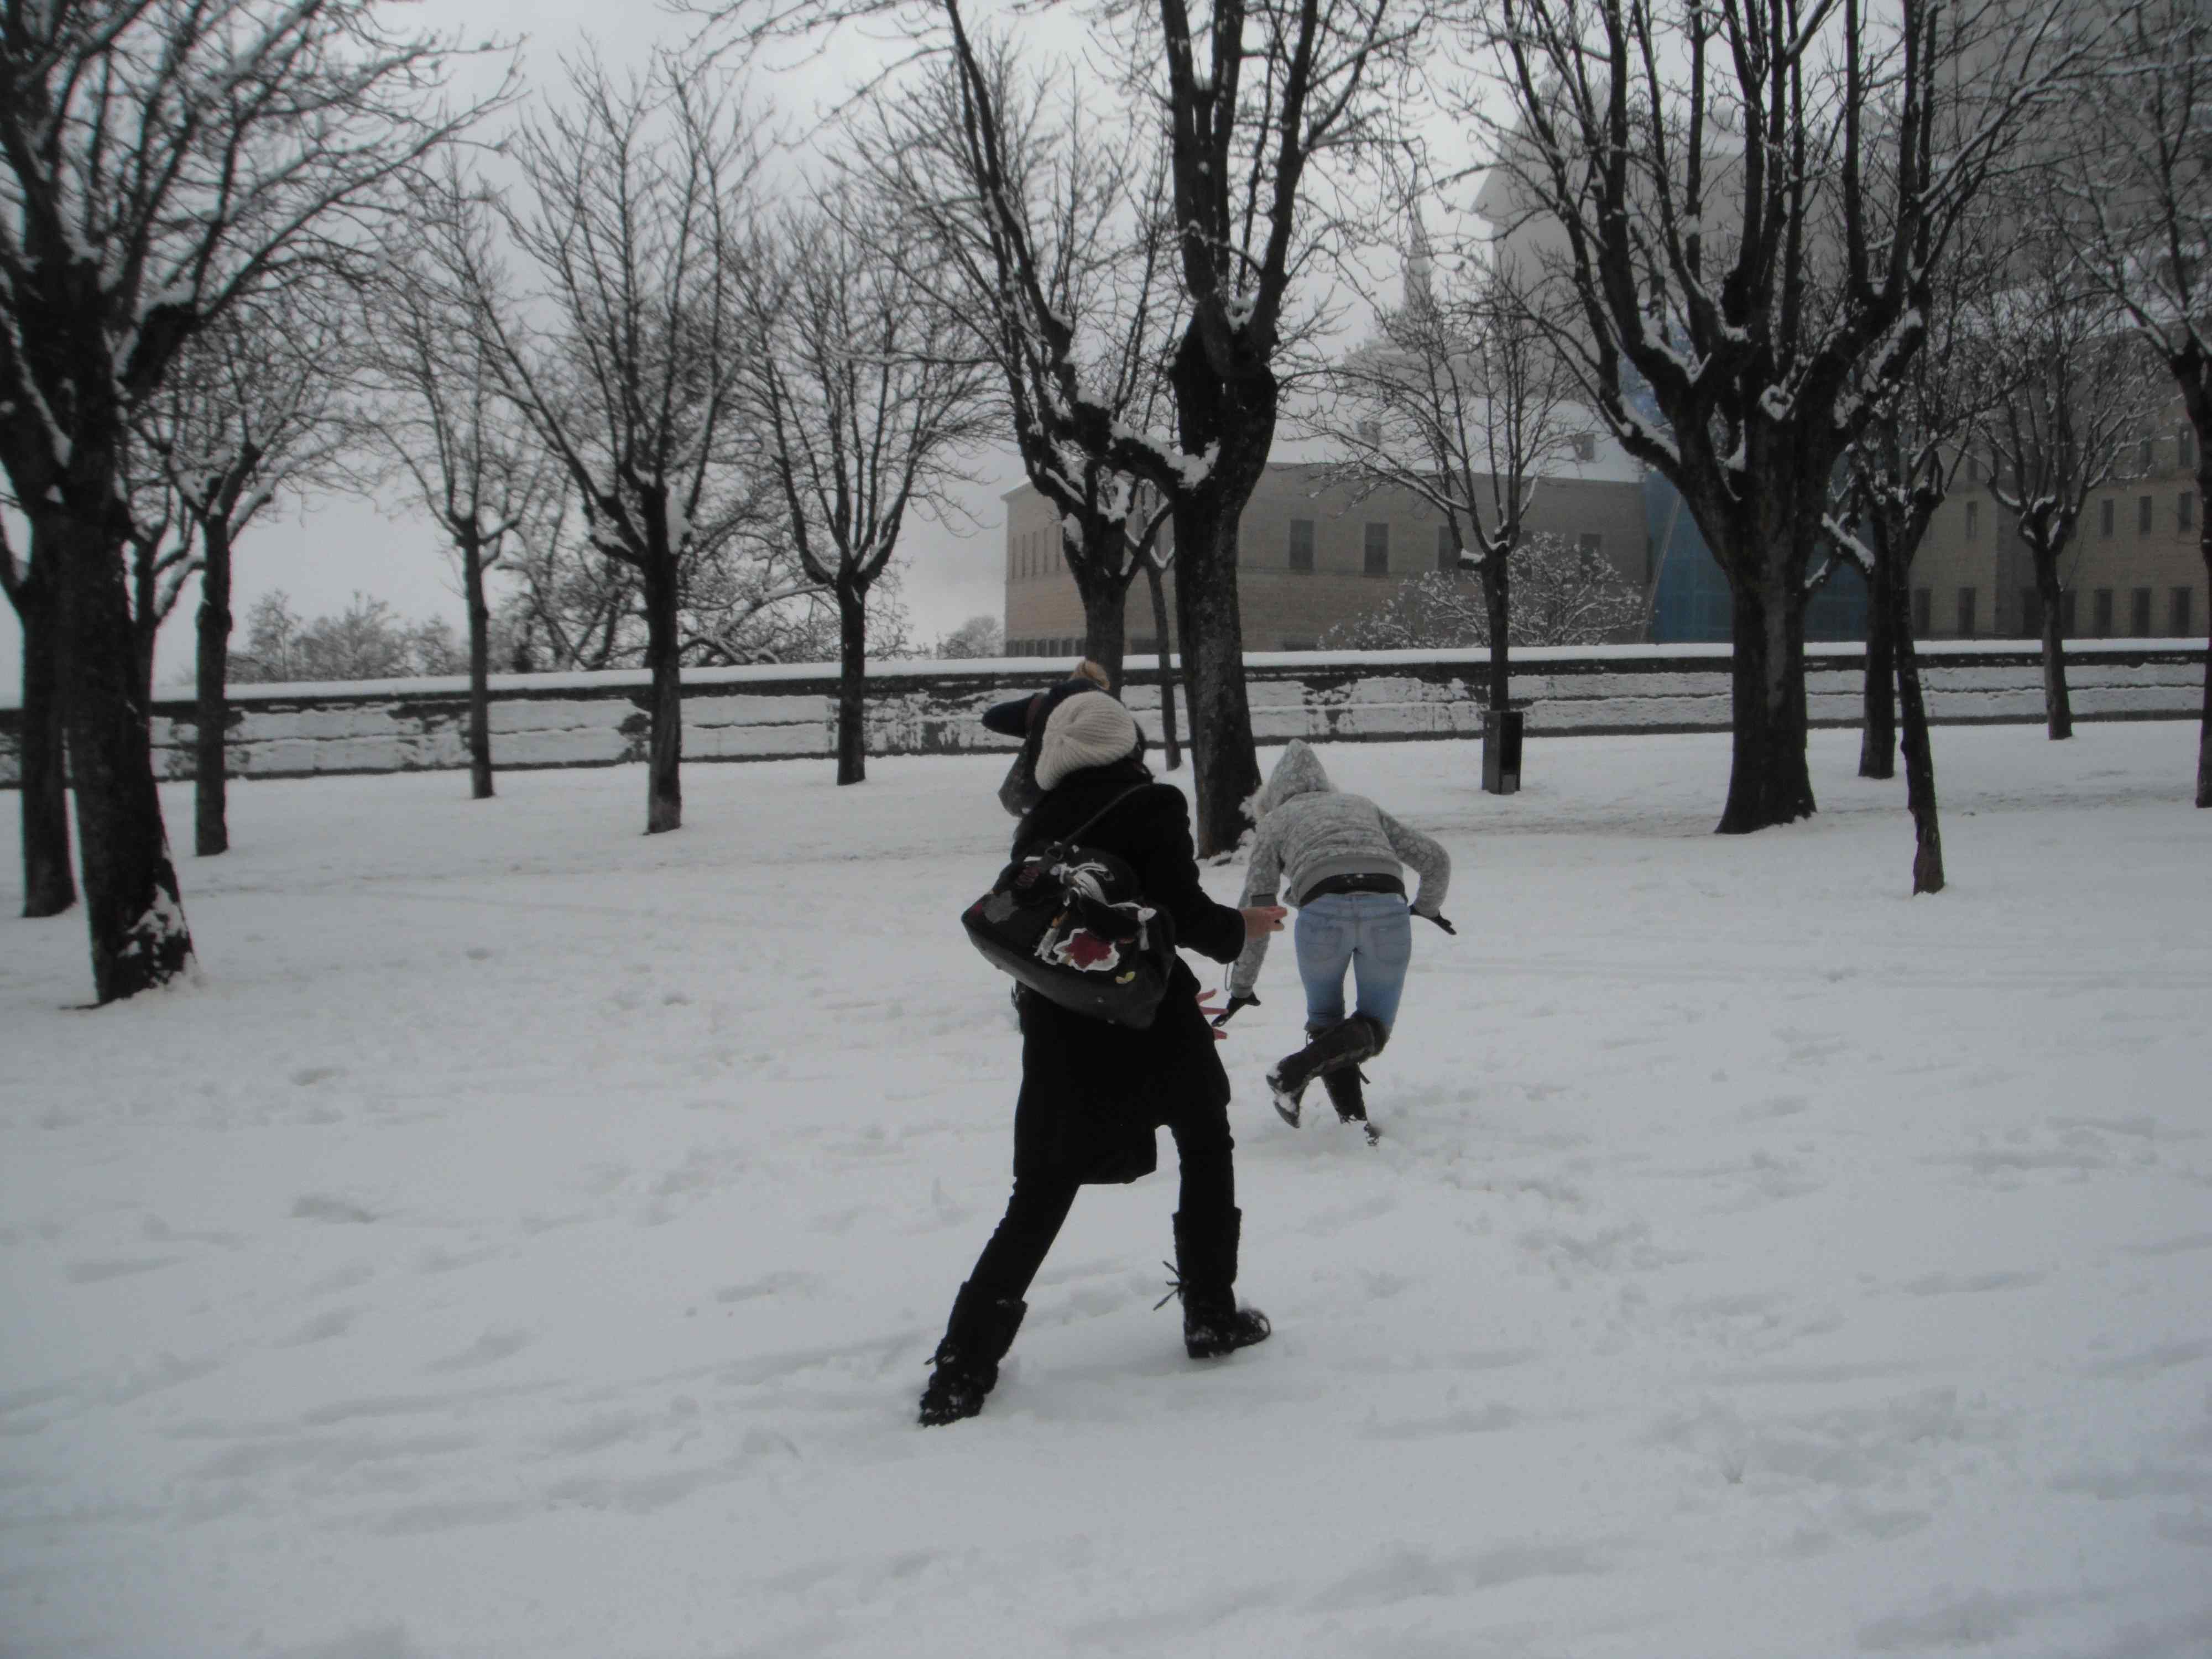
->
[[917, 1279, 1027, 1426], [1168, 1208, 1271, 1360], [1321, 1065, 1381, 1145], [1266, 1016, 1382, 1126]]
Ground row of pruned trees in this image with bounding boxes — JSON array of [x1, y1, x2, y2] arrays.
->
[[1, 8, 993, 1003], [11, 0, 2211, 1004], [1, 0, 507, 998]]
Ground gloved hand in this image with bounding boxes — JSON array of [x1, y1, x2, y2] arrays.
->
[[1423, 912, 1457, 936], [1208, 990, 1260, 1027]]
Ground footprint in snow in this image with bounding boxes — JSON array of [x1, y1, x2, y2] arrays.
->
[[64, 1255, 183, 1284], [425, 1328, 533, 1374], [292, 1194, 376, 1224]]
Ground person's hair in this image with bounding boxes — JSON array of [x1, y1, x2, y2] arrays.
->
[[1074, 659, 1110, 690]]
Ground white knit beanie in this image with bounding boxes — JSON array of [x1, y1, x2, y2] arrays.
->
[[1035, 692, 1139, 792]]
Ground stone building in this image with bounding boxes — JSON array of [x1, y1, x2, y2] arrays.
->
[[1913, 422, 2204, 641], [1001, 438, 1652, 656]]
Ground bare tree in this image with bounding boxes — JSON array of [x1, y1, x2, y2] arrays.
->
[[1322, 531, 1639, 648], [137, 299, 354, 853], [231, 590, 463, 681], [366, 222, 556, 801], [1978, 247, 2160, 741], [1133, 481, 1184, 771], [0, 509, 72, 915], [496, 500, 634, 672], [937, 613, 1003, 659], [2060, 0, 2212, 805], [0, 0, 506, 1000], [1122, 0, 1421, 851], [738, 195, 992, 784], [716, 0, 1417, 848], [1313, 239, 1592, 784], [852, 19, 1179, 693], [116, 445, 197, 709], [450, 56, 758, 833], [1826, 249, 2006, 893], [1481, 0, 2076, 833]]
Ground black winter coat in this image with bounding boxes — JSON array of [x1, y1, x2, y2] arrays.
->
[[1008, 759, 1248, 1185]]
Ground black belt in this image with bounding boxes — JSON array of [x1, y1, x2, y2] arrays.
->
[[1298, 872, 1405, 906]]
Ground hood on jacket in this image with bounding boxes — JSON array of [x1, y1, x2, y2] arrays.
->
[[1255, 740, 1334, 818]]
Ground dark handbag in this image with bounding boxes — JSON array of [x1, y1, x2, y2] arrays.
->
[[962, 785, 1177, 1029]]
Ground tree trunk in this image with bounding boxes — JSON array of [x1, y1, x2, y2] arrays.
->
[[131, 546, 159, 721], [13, 568, 77, 917], [1481, 548, 1512, 711], [1145, 560, 1182, 773], [640, 552, 684, 833], [1860, 546, 1897, 780], [1480, 550, 1514, 795], [1166, 322, 1267, 856], [1073, 560, 1129, 695], [2197, 535, 2210, 808], [2033, 550, 2073, 740], [1890, 536, 1944, 894], [834, 580, 868, 786], [193, 521, 233, 857], [462, 533, 494, 801], [1171, 493, 1261, 855], [48, 512, 194, 1001], [1717, 554, 1817, 834]]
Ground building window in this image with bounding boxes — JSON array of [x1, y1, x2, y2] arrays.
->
[[2142, 436, 2157, 474], [1436, 524, 1457, 573], [1288, 519, 1315, 572], [2093, 588, 2114, 636], [2061, 590, 2079, 636], [1966, 450, 1981, 483], [1571, 432, 1597, 462], [2020, 587, 2042, 638], [2132, 587, 2153, 635], [1579, 531, 1604, 557], [1364, 522, 1390, 575], [2182, 491, 2196, 530], [2182, 426, 2198, 472], [2140, 494, 2154, 534], [1956, 587, 1978, 638], [1355, 419, 1382, 446], [1281, 637, 1317, 651], [2174, 586, 2196, 636], [1912, 587, 1933, 636], [2100, 497, 2115, 537], [1966, 500, 1979, 539]]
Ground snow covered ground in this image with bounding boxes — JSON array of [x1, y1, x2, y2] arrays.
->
[[3, 724, 2209, 1659]]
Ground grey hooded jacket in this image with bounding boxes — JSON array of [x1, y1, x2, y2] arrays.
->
[[1228, 740, 1451, 998]]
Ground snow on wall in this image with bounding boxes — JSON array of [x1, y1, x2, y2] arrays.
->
[[0, 644, 2202, 786]]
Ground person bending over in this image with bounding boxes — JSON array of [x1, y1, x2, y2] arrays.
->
[[1216, 740, 1452, 1142]]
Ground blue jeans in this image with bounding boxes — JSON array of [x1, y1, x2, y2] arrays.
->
[[1293, 892, 1413, 1035]]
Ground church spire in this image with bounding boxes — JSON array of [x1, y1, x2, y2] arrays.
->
[[1405, 202, 1437, 315]]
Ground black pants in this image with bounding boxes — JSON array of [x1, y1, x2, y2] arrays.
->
[[968, 1098, 1237, 1302]]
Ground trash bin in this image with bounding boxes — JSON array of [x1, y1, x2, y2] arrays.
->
[[1482, 708, 1524, 796]]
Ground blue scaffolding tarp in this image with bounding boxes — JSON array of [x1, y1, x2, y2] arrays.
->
[[1645, 472, 1867, 644]]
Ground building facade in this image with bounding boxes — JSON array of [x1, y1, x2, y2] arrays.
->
[[1003, 451, 1652, 657], [1913, 415, 2204, 641]]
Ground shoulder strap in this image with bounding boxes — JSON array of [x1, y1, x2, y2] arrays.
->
[[1062, 783, 1154, 846]]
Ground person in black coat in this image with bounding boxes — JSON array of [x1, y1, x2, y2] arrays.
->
[[920, 692, 1286, 1426]]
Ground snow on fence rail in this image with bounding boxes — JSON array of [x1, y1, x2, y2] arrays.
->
[[0, 641, 2203, 786]]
